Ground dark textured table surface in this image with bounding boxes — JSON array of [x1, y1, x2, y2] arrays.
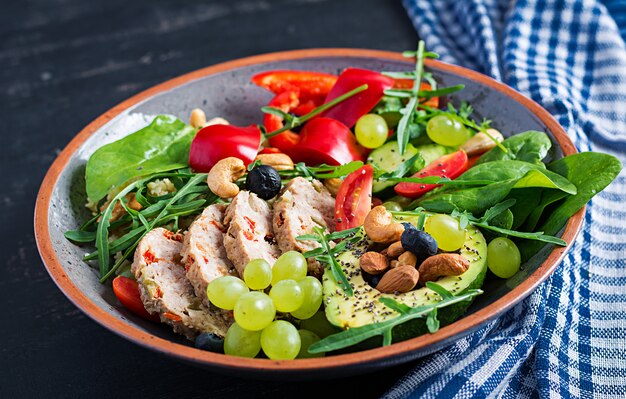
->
[[1, 0, 422, 397]]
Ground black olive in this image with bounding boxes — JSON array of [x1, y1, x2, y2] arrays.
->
[[194, 332, 224, 353], [362, 271, 383, 289], [246, 165, 281, 199], [401, 223, 437, 265]]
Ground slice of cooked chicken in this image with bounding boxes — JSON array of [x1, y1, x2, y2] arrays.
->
[[181, 204, 235, 306], [224, 191, 281, 276], [131, 227, 230, 339], [273, 177, 335, 277]]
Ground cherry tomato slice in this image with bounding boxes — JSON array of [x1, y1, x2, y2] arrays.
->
[[112, 276, 159, 322], [393, 80, 439, 108], [394, 150, 469, 198], [252, 70, 338, 104], [335, 165, 374, 231]]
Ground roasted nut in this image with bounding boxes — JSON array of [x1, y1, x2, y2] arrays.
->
[[324, 178, 342, 196], [387, 241, 404, 258], [398, 251, 417, 268], [207, 157, 246, 198], [205, 117, 229, 126], [460, 128, 504, 156], [418, 253, 470, 286], [376, 266, 420, 294], [189, 108, 207, 129], [360, 252, 389, 275], [127, 193, 142, 211], [390, 260, 400, 269], [364, 206, 405, 244], [254, 153, 295, 171]]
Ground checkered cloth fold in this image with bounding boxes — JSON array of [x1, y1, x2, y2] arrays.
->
[[384, 1, 626, 397]]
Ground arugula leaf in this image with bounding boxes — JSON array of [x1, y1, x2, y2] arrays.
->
[[86, 115, 195, 202], [376, 153, 425, 180]]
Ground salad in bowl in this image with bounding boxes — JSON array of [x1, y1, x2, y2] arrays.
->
[[63, 42, 620, 361]]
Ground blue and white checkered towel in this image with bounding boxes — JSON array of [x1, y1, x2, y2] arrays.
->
[[385, 1, 626, 397]]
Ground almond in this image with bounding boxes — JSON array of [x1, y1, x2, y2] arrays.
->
[[418, 253, 470, 286], [398, 251, 417, 267], [359, 252, 389, 275], [387, 241, 404, 258], [390, 260, 400, 269], [376, 266, 419, 293]]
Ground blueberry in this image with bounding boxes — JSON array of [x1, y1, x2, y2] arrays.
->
[[401, 224, 438, 265], [245, 165, 282, 200], [362, 271, 383, 289], [195, 332, 224, 353]]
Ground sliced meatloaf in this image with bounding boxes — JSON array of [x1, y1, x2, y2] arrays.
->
[[273, 177, 335, 277], [224, 191, 281, 276], [131, 228, 230, 339], [181, 204, 235, 306]]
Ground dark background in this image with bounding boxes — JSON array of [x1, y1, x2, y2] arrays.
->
[[1, 0, 421, 398]]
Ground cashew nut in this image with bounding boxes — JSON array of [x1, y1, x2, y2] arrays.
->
[[206, 117, 229, 127], [363, 206, 405, 244], [207, 157, 246, 198], [189, 108, 207, 129], [254, 153, 294, 171], [387, 241, 404, 258], [324, 178, 342, 196], [418, 253, 470, 286], [461, 128, 504, 156]]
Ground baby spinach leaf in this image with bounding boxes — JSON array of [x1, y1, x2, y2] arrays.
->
[[506, 188, 543, 229], [86, 115, 196, 202], [519, 152, 622, 260], [523, 190, 568, 231], [476, 131, 552, 165]]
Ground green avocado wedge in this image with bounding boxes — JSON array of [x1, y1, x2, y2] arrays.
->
[[323, 216, 487, 343]]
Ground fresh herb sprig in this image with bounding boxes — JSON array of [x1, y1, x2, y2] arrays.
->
[[308, 282, 483, 353], [261, 84, 368, 138], [244, 160, 364, 182], [296, 226, 362, 296]]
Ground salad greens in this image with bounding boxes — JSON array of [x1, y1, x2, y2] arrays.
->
[[475, 130, 552, 165], [86, 115, 195, 203]]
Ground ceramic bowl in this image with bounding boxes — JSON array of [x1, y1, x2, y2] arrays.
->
[[34, 49, 583, 379]]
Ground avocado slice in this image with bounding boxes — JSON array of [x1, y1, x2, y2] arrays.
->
[[323, 215, 487, 342]]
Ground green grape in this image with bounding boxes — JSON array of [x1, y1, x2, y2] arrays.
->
[[426, 115, 470, 147], [233, 292, 276, 331], [299, 311, 338, 338], [291, 277, 323, 320], [272, 251, 307, 285], [224, 322, 261, 358], [297, 329, 324, 358], [355, 114, 389, 149], [382, 201, 403, 212], [487, 237, 521, 278], [243, 259, 272, 290], [424, 214, 465, 252], [269, 279, 304, 313], [206, 276, 249, 310], [260, 320, 301, 360]]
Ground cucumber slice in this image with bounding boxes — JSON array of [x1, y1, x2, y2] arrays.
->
[[367, 142, 420, 193], [415, 144, 452, 165]]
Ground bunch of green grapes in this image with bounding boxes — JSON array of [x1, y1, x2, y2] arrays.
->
[[206, 251, 326, 360]]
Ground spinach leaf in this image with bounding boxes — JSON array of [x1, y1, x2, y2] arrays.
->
[[86, 115, 195, 202], [476, 131, 552, 165], [518, 152, 622, 260], [506, 188, 543, 229], [523, 190, 568, 231], [417, 161, 576, 214]]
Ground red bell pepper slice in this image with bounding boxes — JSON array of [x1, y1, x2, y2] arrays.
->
[[112, 276, 159, 322], [320, 68, 394, 128], [393, 80, 440, 108], [335, 165, 374, 231], [251, 70, 338, 104], [189, 124, 261, 172], [264, 90, 302, 153], [394, 150, 469, 198], [292, 117, 367, 166]]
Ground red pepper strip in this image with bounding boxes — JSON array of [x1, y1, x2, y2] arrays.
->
[[394, 150, 469, 198], [291, 117, 367, 166], [112, 276, 159, 322], [251, 70, 338, 104], [335, 165, 374, 231], [264, 90, 302, 154], [258, 147, 283, 155], [320, 68, 394, 128], [189, 124, 261, 172], [393, 80, 439, 108]]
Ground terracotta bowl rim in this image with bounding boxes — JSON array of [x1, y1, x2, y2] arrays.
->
[[34, 48, 583, 373]]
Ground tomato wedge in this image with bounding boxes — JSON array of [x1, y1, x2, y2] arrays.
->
[[394, 150, 469, 198], [252, 70, 338, 104], [335, 165, 374, 231], [112, 276, 159, 322]]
